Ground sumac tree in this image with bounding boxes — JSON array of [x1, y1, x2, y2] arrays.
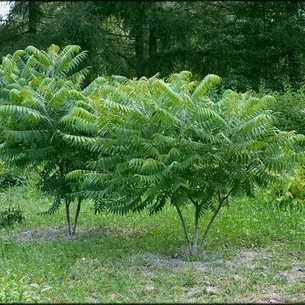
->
[[64, 71, 305, 255], [0, 45, 94, 235]]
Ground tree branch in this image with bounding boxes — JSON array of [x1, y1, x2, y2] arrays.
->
[[107, 32, 135, 39], [198, 188, 233, 250], [72, 198, 82, 235], [175, 204, 192, 256]]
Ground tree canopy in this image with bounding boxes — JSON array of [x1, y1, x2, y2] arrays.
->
[[1, 42, 305, 253], [1, 1, 305, 91], [60, 69, 305, 255]]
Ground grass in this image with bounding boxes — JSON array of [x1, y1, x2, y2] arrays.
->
[[0, 183, 304, 303]]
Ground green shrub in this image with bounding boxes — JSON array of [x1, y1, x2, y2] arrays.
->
[[0, 44, 92, 236], [0, 207, 24, 229], [254, 85, 305, 210], [0, 163, 26, 190], [0, 173, 26, 189], [256, 165, 305, 210], [252, 83, 305, 135], [63, 71, 305, 255], [0, 273, 51, 303], [268, 85, 305, 135]]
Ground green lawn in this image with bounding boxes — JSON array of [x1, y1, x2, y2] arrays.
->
[[0, 184, 304, 303]]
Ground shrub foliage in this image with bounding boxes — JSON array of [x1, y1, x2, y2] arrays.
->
[[1, 45, 304, 254], [0, 45, 92, 235], [0, 207, 24, 229], [63, 71, 305, 255]]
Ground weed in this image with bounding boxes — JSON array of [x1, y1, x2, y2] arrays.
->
[[0, 272, 51, 303]]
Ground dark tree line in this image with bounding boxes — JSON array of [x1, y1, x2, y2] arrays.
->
[[1, 1, 305, 91]]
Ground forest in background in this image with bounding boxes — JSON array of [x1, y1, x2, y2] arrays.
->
[[1, 1, 305, 91]]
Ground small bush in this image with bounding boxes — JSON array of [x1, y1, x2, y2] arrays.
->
[[253, 83, 305, 135], [0, 163, 27, 190], [0, 207, 24, 229], [0, 273, 51, 303], [0, 173, 27, 189], [256, 166, 305, 211], [269, 86, 305, 135]]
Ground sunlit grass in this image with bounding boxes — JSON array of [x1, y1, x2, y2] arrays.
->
[[0, 184, 304, 303]]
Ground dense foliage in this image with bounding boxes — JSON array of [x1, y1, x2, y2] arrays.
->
[[1, 2, 305, 91], [0, 44, 305, 254], [0, 207, 23, 229], [257, 165, 305, 210], [62, 68, 304, 255], [269, 87, 305, 135], [0, 273, 50, 303], [0, 45, 92, 235], [0, 164, 26, 189]]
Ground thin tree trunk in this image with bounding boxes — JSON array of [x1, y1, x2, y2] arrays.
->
[[149, 28, 157, 58], [135, 26, 144, 78], [175, 204, 192, 256], [28, 1, 37, 34], [192, 207, 200, 255], [65, 198, 72, 236], [134, 3, 145, 78], [72, 198, 82, 235], [198, 190, 233, 250], [148, 27, 157, 75], [198, 197, 222, 250]]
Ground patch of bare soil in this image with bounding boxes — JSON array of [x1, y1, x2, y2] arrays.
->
[[224, 248, 265, 269], [245, 283, 305, 304], [238, 249, 262, 261], [15, 225, 146, 243], [247, 292, 288, 304], [236, 249, 305, 284], [137, 252, 215, 278], [273, 268, 305, 283], [16, 225, 70, 243], [135, 249, 305, 303]]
